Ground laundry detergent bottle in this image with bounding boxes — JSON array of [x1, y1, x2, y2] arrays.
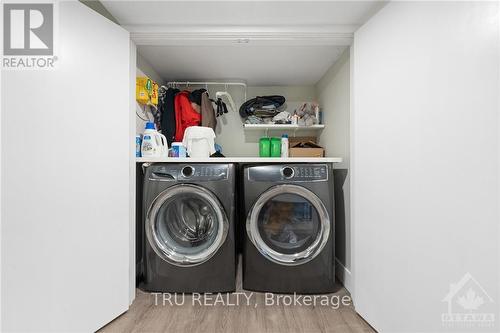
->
[[141, 122, 167, 157]]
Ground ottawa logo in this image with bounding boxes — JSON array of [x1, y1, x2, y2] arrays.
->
[[441, 272, 495, 328]]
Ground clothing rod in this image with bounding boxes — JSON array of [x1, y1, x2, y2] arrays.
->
[[165, 81, 247, 102], [166, 81, 247, 88]]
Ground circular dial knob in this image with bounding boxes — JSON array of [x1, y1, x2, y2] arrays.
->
[[282, 166, 294, 179], [181, 166, 194, 177]]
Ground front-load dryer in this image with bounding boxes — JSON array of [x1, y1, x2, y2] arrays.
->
[[242, 164, 335, 294], [141, 163, 236, 293]]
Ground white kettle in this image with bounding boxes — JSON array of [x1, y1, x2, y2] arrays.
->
[[141, 122, 168, 157]]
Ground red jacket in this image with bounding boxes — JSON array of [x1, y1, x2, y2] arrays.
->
[[174, 91, 201, 142]]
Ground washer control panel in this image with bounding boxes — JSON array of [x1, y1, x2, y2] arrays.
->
[[185, 165, 229, 180], [149, 164, 229, 181], [248, 164, 329, 182]]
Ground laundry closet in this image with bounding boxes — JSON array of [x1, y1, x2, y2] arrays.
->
[[132, 18, 352, 296], [126, 2, 360, 312], [1, 1, 497, 332]]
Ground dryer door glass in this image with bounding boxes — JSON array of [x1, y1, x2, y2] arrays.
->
[[247, 184, 330, 266], [147, 184, 228, 266]]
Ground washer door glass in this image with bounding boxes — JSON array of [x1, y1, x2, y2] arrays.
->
[[247, 184, 330, 266], [147, 184, 228, 266]]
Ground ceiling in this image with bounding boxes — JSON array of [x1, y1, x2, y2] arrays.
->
[[102, 1, 384, 27], [138, 44, 346, 86], [101, 1, 386, 85]]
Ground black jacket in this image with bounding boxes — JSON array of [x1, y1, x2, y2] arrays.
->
[[160, 87, 179, 146]]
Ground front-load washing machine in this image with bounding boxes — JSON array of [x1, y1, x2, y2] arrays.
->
[[141, 163, 236, 293], [242, 164, 335, 294]]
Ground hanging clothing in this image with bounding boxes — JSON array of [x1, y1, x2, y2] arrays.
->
[[151, 106, 162, 131], [189, 89, 217, 131], [201, 91, 217, 130], [159, 87, 179, 146], [189, 89, 204, 106], [174, 91, 201, 142]]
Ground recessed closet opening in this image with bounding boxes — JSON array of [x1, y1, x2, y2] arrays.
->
[[133, 37, 353, 289], [110, 1, 385, 322]]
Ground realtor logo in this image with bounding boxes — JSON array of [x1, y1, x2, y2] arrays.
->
[[2, 2, 57, 69], [3, 3, 53, 55], [442, 273, 495, 328]]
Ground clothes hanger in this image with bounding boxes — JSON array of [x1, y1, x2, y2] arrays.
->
[[215, 91, 236, 113]]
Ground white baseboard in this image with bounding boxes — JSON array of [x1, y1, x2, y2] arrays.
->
[[335, 257, 353, 293]]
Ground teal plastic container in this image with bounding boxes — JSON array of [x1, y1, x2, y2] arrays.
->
[[270, 137, 281, 157], [259, 137, 271, 157]]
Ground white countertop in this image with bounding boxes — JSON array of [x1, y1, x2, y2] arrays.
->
[[136, 157, 342, 163]]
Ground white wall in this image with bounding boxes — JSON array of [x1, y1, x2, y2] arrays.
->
[[1, 2, 131, 331], [129, 42, 137, 305], [0, 52, 2, 332], [137, 53, 164, 85], [352, 2, 499, 332], [315, 49, 351, 291]]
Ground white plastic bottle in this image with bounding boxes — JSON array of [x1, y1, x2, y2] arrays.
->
[[141, 122, 167, 157], [281, 134, 289, 158]]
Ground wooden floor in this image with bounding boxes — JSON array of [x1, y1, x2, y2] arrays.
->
[[99, 261, 374, 333]]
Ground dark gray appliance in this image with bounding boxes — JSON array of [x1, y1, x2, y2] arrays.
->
[[141, 163, 236, 293], [242, 164, 335, 294]]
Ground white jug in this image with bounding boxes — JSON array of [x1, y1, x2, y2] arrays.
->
[[141, 122, 168, 157]]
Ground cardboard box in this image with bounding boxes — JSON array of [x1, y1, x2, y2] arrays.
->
[[289, 140, 325, 157], [289, 136, 317, 145]]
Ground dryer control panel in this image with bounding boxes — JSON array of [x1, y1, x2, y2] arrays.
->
[[247, 164, 329, 182], [149, 164, 229, 181]]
